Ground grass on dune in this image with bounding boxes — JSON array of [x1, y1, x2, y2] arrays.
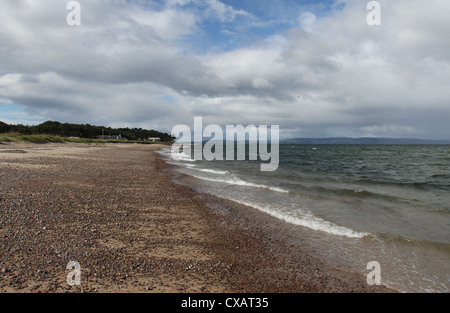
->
[[0, 134, 97, 143]]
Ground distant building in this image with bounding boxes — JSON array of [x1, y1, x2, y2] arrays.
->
[[148, 137, 161, 142], [97, 134, 127, 140]]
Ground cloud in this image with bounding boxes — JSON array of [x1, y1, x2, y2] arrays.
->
[[298, 11, 317, 32], [0, 0, 449, 139], [166, 0, 249, 22]]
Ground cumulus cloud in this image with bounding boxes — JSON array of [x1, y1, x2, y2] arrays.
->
[[0, 0, 449, 139]]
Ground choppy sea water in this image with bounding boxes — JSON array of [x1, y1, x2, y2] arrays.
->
[[157, 144, 450, 293]]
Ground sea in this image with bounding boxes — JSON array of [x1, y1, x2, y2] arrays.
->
[[157, 144, 450, 293]]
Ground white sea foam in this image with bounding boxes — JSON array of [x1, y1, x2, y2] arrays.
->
[[170, 151, 195, 162], [158, 149, 197, 168], [166, 161, 197, 168], [189, 174, 289, 193], [155, 149, 171, 156], [194, 168, 229, 175], [230, 199, 369, 239]]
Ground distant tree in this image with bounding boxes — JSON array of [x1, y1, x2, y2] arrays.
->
[[30, 121, 62, 135], [3, 120, 174, 142], [11, 124, 31, 135], [0, 121, 11, 133]]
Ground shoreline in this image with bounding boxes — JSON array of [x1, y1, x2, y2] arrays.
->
[[163, 157, 394, 293], [0, 142, 393, 293]]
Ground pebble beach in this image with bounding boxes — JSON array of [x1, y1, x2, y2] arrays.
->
[[0, 142, 392, 293]]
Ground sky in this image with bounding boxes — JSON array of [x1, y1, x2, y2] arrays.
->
[[0, 0, 449, 139]]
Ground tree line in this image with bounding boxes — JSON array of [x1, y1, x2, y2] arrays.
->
[[0, 120, 174, 142]]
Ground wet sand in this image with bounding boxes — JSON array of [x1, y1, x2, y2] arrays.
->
[[0, 143, 392, 293]]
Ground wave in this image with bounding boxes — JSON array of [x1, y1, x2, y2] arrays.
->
[[353, 177, 450, 191], [376, 232, 450, 251], [226, 198, 368, 239], [431, 174, 450, 179], [193, 168, 229, 175], [326, 187, 397, 200], [158, 149, 197, 168], [168, 151, 195, 162], [185, 171, 367, 237], [189, 174, 289, 194], [166, 162, 197, 169]]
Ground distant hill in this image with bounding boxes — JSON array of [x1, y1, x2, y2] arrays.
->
[[282, 137, 450, 145], [0, 120, 174, 142]]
